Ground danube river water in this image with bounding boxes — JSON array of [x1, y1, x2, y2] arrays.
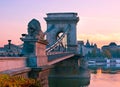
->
[[89, 68, 120, 87], [48, 64, 120, 87]]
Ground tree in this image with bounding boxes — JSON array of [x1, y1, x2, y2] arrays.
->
[[103, 49, 111, 58], [91, 48, 97, 58]]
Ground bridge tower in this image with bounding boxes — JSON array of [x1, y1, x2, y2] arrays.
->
[[45, 13, 79, 53]]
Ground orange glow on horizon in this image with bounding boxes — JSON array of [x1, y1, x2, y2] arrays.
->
[[77, 33, 120, 48]]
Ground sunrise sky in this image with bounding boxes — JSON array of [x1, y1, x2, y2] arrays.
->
[[0, 0, 120, 48]]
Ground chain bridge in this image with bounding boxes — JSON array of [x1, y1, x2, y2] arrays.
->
[[0, 13, 88, 87], [0, 12, 80, 76]]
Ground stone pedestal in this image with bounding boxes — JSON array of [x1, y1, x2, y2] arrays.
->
[[36, 40, 48, 66], [20, 19, 48, 67], [21, 37, 48, 67]]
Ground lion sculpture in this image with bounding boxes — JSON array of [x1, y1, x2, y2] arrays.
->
[[27, 19, 44, 40]]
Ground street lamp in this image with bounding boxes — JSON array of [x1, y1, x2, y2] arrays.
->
[[8, 40, 11, 50]]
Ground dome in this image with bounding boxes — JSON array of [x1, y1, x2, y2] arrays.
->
[[109, 42, 117, 46], [85, 40, 90, 47]]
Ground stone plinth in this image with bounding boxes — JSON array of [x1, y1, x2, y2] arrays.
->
[[28, 66, 51, 87], [20, 19, 48, 67], [36, 40, 48, 66], [21, 37, 38, 67], [21, 37, 48, 67]]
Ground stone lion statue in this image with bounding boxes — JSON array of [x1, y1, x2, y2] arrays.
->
[[27, 19, 44, 40]]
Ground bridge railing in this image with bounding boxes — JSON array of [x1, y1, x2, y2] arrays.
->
[[46, 51, 70, 56], [47, 52, 74, 61]]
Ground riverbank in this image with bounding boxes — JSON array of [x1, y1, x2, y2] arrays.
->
[[87, 58, 120, 66]]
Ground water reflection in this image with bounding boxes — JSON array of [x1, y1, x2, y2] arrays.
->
[[88, 65, 120, 74], [96, 68, 102, 74], [88, 65, 120, 87], [49, 61, 90, 87]]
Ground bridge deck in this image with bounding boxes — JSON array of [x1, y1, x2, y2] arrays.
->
[[47, 53, 75, 65]]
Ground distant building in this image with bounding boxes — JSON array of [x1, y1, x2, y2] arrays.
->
[[0, 47, 6, 56], [102, 42, 120, 58], [77, 40, 99, 57], [102, 42, 119, 51], [0, 40, 22, 57], [77, 41, 84, 54]]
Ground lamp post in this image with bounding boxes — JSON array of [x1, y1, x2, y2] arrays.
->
[[8, 40, 11, 50], [7, 40, 12, 56]]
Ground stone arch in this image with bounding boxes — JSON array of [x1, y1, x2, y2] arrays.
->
[[55, 29, 64, 40], [45, 13, 79, 53]]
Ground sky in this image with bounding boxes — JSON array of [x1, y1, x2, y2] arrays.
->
[[0, 0, 120, 48]]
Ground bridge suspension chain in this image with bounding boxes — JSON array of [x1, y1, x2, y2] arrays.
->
[[46, 24, 71, 54]]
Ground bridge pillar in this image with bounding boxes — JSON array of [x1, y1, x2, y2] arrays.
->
[[45, 13, 79, 54], [20, 19, 48, 67]]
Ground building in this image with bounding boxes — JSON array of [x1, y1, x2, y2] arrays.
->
[[0, 47, 6, 56], [102, 42, 120, 58], [102, 42, 119, 51], [77, 41, 84, 54], [77, 40, 99, 57], [0, 40, 22, 57]]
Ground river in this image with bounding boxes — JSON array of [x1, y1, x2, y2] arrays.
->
[[48, 62, 120, 87], [90, 72, 120, 87], [89, 65, 120, 87]]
